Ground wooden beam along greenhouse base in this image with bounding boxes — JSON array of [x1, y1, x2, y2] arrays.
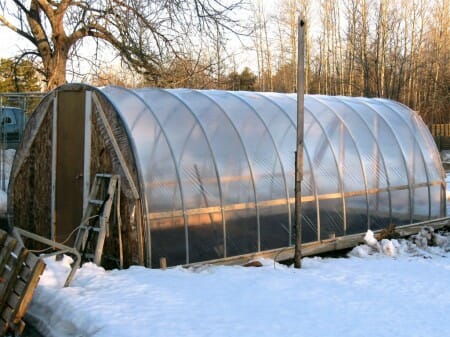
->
[[183, 217, 450, 268]]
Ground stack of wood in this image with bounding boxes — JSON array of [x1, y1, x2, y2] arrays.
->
[[0, 229, 45, 336]]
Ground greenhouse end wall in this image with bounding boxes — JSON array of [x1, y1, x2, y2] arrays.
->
[[100, 87, 446, 267]]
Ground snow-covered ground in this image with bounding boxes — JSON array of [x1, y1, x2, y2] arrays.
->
[[1, 149, 450, 337], [26, 231, 450, 337]]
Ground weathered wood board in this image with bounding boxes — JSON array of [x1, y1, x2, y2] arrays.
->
[[0, 229, 45, 336]]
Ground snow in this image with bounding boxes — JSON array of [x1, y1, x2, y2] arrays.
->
[[441, 150, 450, 163], [0, 149, 15, 212], [1, 149, 450, 337], [22, 231, 450, 337], [447, 172, 450, 215]]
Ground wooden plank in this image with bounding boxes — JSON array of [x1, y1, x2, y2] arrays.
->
[[12, 278, 27, 295], [23, 251, 39, 268], [18, 264, 33, 283], [1, 317, 10, 336], [0, 231, 7, 247], [18, 253, 40, 281], [1, 305, 13, 331], [14, 320, 26, 335], [0, 248, 28, 316], [14, 259, 45, 323], [184, 219, 450, 268], [0, 239, 16, 275], [0, 230, 46, 336], [0, 316, 9, 336], [6, 291, 20, 310]]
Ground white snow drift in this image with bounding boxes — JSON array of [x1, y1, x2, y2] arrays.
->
[[24, 230, 450, 337]]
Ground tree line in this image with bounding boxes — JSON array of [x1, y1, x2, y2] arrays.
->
[[252, 0, 449, 124], [1, 0, 448, 124]]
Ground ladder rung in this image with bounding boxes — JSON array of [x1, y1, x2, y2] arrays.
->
[[75, 173, 120, 266]]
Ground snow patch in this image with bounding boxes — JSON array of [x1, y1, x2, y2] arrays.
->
[[0, 149, 15, 211], [350, 226, 450, 258]]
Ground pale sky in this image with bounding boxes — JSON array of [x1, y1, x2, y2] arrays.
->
[[0, 26, 31, 58]]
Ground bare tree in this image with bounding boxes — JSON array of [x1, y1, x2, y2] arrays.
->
[[0, 0, 247, 90], [425, 0, 449, 123], [252, 0, 274, 91], [273, 0, 310, 93]]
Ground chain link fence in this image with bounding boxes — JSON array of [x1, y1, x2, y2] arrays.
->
[[0, 92, 46, 198]]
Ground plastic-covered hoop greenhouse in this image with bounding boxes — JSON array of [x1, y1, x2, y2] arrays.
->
[[8, 84, 446, 267]]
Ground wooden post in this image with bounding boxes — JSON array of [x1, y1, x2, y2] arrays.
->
[[159, 257, 167, 270], [294, 17, 305, 269]]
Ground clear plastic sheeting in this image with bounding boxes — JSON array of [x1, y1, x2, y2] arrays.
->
[[100, 88, 446, 266]]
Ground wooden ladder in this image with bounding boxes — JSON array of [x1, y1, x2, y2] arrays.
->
[[74, 173, 121, 266]]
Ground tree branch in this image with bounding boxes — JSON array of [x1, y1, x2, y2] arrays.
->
[[0, 15, 38, 46]]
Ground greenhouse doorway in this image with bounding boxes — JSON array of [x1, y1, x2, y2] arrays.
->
[[53, 90, 88, 243]]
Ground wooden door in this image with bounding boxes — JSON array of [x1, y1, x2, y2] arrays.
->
[[54, 90, 86, 243]]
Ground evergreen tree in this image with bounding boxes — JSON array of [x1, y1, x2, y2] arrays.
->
[[0, 58, 41, 92]]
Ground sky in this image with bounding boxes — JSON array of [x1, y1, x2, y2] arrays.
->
[[0, 26, 27, 58]]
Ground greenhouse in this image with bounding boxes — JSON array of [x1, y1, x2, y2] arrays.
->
[[8, 84, 446, 268]]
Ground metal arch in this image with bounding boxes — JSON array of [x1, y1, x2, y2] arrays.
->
[[97, 87, 143, 200], [312, 96, 371, 229], [160, 89, 228, 258], [298, 95, 347, 234], [335, 97, 393, 224], [127, 88, 183, 254], [198, 90, 262, 251], [381, 99, 446, 217], [254, 93, 321, 242], [228, 91, 292, 246], [384, 99, 445, 179], [114, 87, 190, 264], [287, 95, 347, 232], [374, 98, 432, 219], [358, 99, 413, 224]]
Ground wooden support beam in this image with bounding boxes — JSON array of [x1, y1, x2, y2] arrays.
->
[[184, 218, 450, 269]]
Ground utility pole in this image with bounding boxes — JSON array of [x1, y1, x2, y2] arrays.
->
[[294, 17, 305, 269]]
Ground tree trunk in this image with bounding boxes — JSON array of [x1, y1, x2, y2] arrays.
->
[[46, 49, 68, 90]]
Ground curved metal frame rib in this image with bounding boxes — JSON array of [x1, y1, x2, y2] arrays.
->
[[312, 96, 370, 231], [119, 88, 190, 264], [256, 93, 320, 242], [198, 91, 262, 251], [229, 91, 292, 246], [374, 98, 432, 219], [359, 100, 413, 224], [335, 97, 393, 225], [164, 89, 227, 258], [286, 95, 347, 237]]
